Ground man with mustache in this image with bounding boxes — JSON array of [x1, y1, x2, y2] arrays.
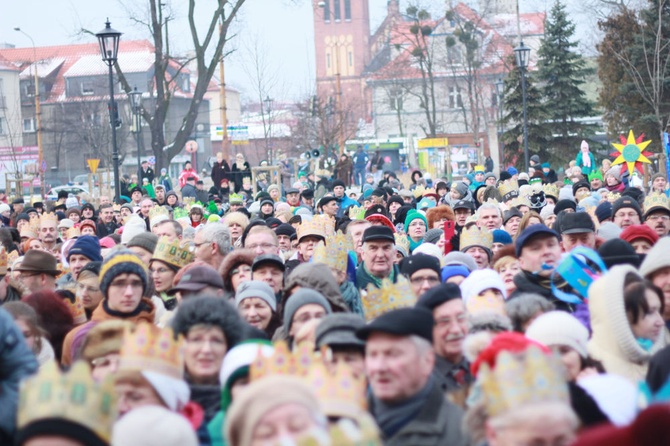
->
[[643, 194, 670, 237], [416, 283, 472, 393]]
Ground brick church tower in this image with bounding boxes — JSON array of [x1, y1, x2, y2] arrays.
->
[[312, 0, 372, 130]]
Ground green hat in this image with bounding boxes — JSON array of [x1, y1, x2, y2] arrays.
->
[[588, 171, 604, 182]]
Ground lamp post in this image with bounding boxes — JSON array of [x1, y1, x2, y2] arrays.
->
[[494, 78, 505, 166], [129, 87, 143, 183], [14, 27, 45, 198], [95, 19, 122, 202], [514, 41, 530, 172], [263, 95, 274, 163]]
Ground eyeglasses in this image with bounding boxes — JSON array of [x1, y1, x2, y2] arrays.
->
[[647, 214, 670, 221], [76, 283, 100, 294], [247, 243, 277, 250], [409, 276, 440, 286], [109, 279, 144, 289]]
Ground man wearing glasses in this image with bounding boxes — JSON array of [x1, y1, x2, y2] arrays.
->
[[400, 253, 441, 298]]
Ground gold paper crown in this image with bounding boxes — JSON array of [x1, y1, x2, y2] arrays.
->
[[348, 205, 365, 220], [7, 249, 18, 264], [148, 204, 169, 220], [151, 236, 195, 269], [644, 192, 670, 214], [394, 233, 410, 254], [412, 185, 426, 199], [423, 187, 438, 197], [606, 192, 621, 203], [39, 212, 58, 226], [542, 183, 560, 199], [297, 218, 327, 242], [498, 179, 519, 200], [478, 346, 569, 417], [312, 232, 354, 272], [313, 214, 336, 237], [460, 225, 493, 251], [297, 416, 382, 446], [67, 227, 81, 239], [250, 340, 316, 381], [362, 277, 415, 321], [18, 361, 116, 443], [0, 247, 7, 275], [112, 203, 122, 212], [118, 322, 185, 380], [509, 195, 531, 209], [306, 359, 368, 418], [229, 193, 244, 203], [250, 341, 368, 420], [64, 294, 87, 325]]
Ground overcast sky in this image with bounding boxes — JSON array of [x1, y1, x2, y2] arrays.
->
[[0, 0, 599, 103]]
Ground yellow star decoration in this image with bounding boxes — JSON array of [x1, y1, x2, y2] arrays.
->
[[610, 130, 652, 175]]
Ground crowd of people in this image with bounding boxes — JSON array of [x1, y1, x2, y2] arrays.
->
[[1, 145, 670, 446]]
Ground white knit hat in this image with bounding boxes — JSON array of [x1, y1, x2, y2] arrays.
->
[[112, 405, 198, 446], [525, 311, 589, 358], [121, 215, 148, 244], [460, 268, 507, 302]]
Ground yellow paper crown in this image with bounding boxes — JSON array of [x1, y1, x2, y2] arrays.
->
[[474, 165, 485, 173], [39, 212, 58, 226], [7, 249, 18, 264], [509, 195, 531, 209], [606, 192, 621, 203], [644, 192, 670, 214], [478, 346, 569, 417], [313, 214, 335, 237], [149, 204, 169, 220], [297, 218, 327, 242], [297, 416, 382, 446], [542, 183, 560, 199], [312, 231, 354, 272], [118, 322, 185, 380], [460, 225, 493, 251], [250, 340, 316, 381], [64, 294, 87, 325], [112, 203, 122, 212], [394, 233, 410, 254], [151, 236, 195, 269], [412, 185, 426, 199], [348, 205, 365, 220], [18, 361, 116, 443], [362, 277, 415, 321], [0, 247, 7, 275], [66, 227, 81, 239], [498, 179, 519, 201], [229, 193, 244, 203], [307, 359, 368, 418]]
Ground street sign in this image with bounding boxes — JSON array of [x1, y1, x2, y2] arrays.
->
[[41, 160, 47, 172], [148, 156, 156, 165], [87, 159, 100, 174], [418, 138, 449, 149], [185, 140, 198, 153], [228, 125, 249, 145]]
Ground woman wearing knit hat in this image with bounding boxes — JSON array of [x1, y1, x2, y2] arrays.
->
[[620, 224, 659, 254], [235, 280, 281, 338], [588, 265, 666, 383], [223, 211, 249, 249], [526, 311, 601, 382], [224, 375, 327, 446], [112, 406, 198, 446], [404, 210, 427, 253], [171, 295, 245, 426], [60, 249, 156, 366], [282, 288, 332, 345]]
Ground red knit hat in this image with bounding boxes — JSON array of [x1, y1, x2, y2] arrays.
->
[[572, 404, 670, 446], [470, 331, 550, 376], [620, 224, 659, 246]]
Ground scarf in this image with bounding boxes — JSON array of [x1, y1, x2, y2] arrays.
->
[[409, 237, 423, 253], [360, 262, 396, 289], [371, 376, 435, 439], [340, 280, 363, 316], [581, 150, 592, 168]]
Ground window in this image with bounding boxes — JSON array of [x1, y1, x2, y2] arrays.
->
[[23, 118, 35, 133], [327, 53, 331, 69], [448, 87, 462, 108], [334, 0, 341, 21], [348, 51, 353, 67], [24, 83, 35, 97], [390, 96, 403, 111], [0, 117, 5, 135], [88, 113, 102, 127], [181, 74, 190, 92], [324, 0, 330, 21], [81, 81, 94, 95], [344, 0, 351, 20]]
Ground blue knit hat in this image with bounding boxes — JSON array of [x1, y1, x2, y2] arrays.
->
[[67, 235, 103, 262], [99, 249, 148, 298], [492, 229, 513, 245]]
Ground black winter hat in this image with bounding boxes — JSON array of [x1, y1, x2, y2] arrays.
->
[[597, 238, 641, 269], [612, 196, 643, 220], [356, 307, 434, 342], [274, 223, 296, 238], [387, 195, 405, 209], [416, 283, 462, 310], [332, 179, 346, 189], [400, 253, 441, 277], [554, 199, 577, 215]]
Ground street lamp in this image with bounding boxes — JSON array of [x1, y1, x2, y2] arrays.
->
[[129, 87, 143, 183], [494, 78, 505, 165], [14, 27, 45, 198], [96, 19, 122, 202], [514, 41, 531, 172], [263, 95, 274, 163]]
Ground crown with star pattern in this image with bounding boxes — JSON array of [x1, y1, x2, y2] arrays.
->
[[362, 276, 415, 321]]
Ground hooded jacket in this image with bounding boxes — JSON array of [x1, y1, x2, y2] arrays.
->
[[588, 265, 666, 383], [282, 263, 348, 315]]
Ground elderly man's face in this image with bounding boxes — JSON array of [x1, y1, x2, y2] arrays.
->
[[361, 240, 395, 278], [365, 333, 434, 404], [39, 222, 58, 244]]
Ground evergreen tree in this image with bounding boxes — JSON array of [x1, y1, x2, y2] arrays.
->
[[500, 56, 550, 169], [537, 1, 597, 164]]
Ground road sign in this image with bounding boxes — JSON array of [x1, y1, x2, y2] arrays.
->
[[418, 138, 448, 149], [87, 159, 100, 174], [41, 160, 47, 172], [185, 140, 198, 153], [228, 125, 249, 145], [148, 156, 156, 165]]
